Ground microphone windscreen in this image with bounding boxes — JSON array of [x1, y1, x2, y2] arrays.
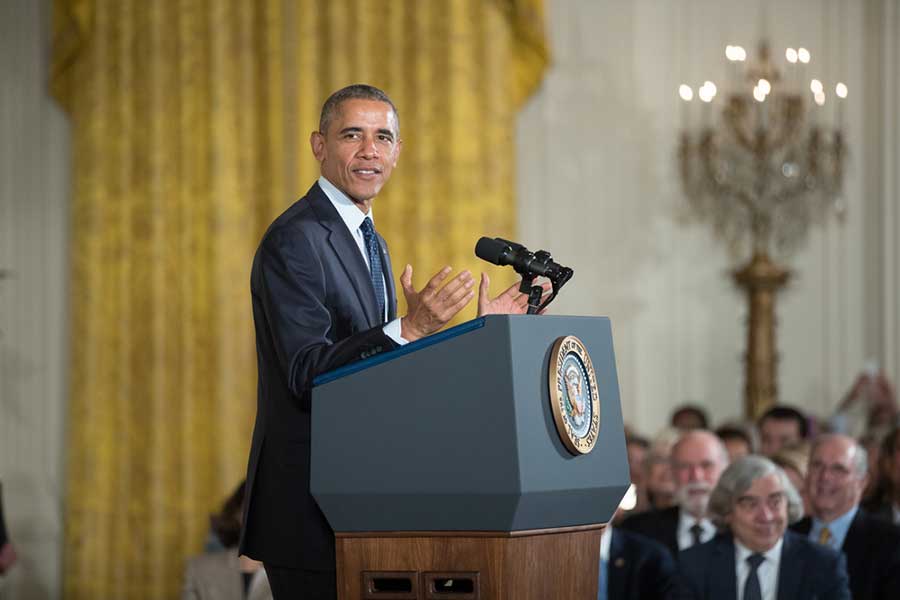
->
[[474, 237, 508, 265]]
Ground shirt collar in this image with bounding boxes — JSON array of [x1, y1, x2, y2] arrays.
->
[[600, 526, 612, 561], [734, 535, 783, 565], [318, 176, 372, 233], [811, 504, 858, 547], [678, 508, 714, 534]]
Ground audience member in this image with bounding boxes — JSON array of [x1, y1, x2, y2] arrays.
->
[[622, 430, 728, 557], [771, 442, 811, 514], [862, 425, 900, 524], [830, 370, 898, 438], [678, 456, 850, 600], [626, 434, 650, 495], [183, 481, 272, 600], [0, 481, 16, 576], [640, 450, 677, 512], [758, 405, 809, 456], [715, 423, 756, 461], [600, 506, 679, 600], [671, 405, 709, 431], [791, 434, 900, 600]]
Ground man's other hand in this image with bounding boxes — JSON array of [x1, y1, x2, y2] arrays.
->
[[477, 273, 551, 317], [400, 265, 474, 342]]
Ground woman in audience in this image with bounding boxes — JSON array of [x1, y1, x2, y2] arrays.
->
[[183, 481, 272, 600], [772, 442, 812, 515]]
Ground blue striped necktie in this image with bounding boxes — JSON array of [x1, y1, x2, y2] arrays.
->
[[360, 217, 385, 321]]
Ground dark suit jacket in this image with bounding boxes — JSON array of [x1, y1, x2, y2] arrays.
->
[[239, 182, 399, 570], [619, 506, 681, 558], [791, 509, 900, 600], [608, 528, 679, 600], [678, 530, 850, 600]]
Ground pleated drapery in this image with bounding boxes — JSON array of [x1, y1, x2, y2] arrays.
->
[[51, 1, 547, 598]]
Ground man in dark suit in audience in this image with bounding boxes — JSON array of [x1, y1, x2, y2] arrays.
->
[[622, 430, 729, 557], [679, 456, 850, 600], [600, 525, 678, 600], [791, 433, 900, 600]]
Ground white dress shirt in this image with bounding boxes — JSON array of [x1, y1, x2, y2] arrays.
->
[[676, 511, 716, 550], [735, 537, 782, 600], [318, 176, 406, 345]]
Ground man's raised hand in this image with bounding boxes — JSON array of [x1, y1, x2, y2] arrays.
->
[[477, 273, 552, 316], [400, 265, 475, 342]]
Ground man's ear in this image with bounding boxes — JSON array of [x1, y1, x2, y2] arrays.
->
[[392, 138, 403, 167], [310, 130, 325, 162]]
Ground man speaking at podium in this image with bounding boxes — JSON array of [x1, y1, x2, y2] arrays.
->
[[239, 84, 534, 600]]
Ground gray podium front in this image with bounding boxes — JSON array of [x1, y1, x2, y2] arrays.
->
[[311, 315, 629, 600]]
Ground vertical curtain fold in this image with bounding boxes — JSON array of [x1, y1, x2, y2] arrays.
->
[[52, 1, 547, 597]]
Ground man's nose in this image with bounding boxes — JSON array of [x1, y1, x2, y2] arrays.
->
[[358, 135, 379, 158]]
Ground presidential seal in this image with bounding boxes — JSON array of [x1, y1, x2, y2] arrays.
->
[[548, 335, 601, 455]]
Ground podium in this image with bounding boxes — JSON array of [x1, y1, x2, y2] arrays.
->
[[311, 315, 629, 600]]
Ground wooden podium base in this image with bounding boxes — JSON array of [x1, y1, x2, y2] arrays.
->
[[335, 525, 603, 600]]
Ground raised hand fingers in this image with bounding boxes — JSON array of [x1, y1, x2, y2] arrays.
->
[[422, 266, 453, 296], [440, 273, 475, 308]]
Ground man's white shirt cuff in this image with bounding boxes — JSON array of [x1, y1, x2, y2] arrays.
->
[[383, 318, 408, 346]]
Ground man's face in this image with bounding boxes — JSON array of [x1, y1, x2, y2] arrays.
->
[[806, 436, 866, 522], [727, 473, 788, 553], [723, 437, 751, 462], [672, 433, 728, 517], [311, 98, 401, 206], [759, 418, 802, 456], [646, 459, 676, 509]]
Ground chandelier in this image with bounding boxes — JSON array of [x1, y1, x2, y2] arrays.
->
[[677, 42, 848, 418]]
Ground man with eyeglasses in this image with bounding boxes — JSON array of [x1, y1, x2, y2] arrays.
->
[[678, 456, 849, 600], [791, 434, 900, 600]]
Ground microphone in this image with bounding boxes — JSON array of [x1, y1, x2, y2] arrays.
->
[[475, 237, 570, 280]]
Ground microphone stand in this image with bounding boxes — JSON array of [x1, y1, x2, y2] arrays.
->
[[516, 250, 574, 315], [519, 273, 544, 315]]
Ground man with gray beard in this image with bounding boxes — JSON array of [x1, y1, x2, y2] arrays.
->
[[622, 430, 730, 557]]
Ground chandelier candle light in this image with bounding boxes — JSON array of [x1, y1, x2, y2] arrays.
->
[[677, 41, 847, 419]]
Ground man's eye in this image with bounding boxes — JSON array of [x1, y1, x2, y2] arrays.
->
[[378, 135, 393, 143]]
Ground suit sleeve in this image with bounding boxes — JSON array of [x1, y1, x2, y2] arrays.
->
[[256, 228, 396, 397]]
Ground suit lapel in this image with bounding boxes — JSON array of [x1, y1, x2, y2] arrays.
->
[[607, 529, 626, 600], [307, 184, 381, 327], [708, 535, 738, 600], [841, 510, 866, 585], [776, 531, 804, 600], [666, 508, 681, 556], [377, 232, 397, 321]]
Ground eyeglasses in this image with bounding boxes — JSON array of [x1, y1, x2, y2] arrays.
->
[[735, 491, 786, 513]]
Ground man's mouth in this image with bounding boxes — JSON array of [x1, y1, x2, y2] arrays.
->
[[353, 167, 382, 176]]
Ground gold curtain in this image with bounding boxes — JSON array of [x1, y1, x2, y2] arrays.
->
[[52, 1, 547, 598]]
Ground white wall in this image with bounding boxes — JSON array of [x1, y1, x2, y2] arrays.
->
[[518, 0, 900, 436], [0, 0, 70, 598]]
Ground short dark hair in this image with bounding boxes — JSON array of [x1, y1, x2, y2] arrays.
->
[[758, 405, 809, 438], [671, 404, 709, 429], [715, 424, 756, 453], [209, 480, 246, 549], [626, 434, 650, 450], [319, 84, 399, 135]]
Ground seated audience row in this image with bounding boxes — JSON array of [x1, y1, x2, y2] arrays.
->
[[612, 421, 900, 600]]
